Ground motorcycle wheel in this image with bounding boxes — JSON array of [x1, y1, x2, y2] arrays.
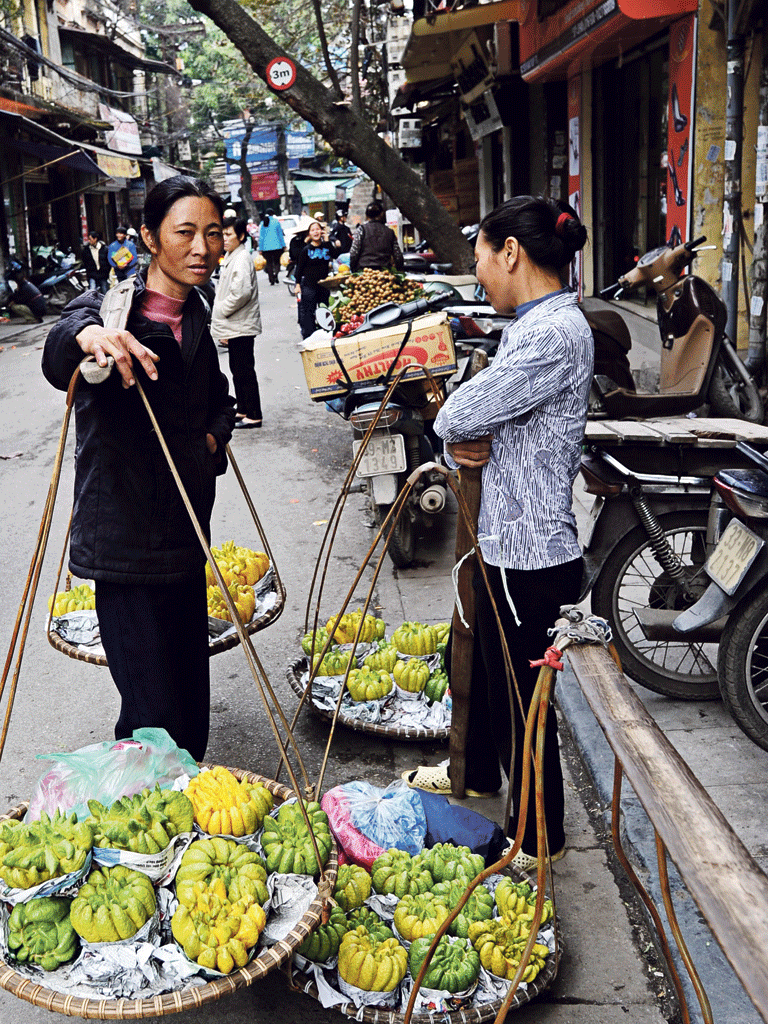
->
[[708, 349, 764, 422], [717, 580, 768, 751], [374, 502, 416, 568], [591, 511, 719, 699]]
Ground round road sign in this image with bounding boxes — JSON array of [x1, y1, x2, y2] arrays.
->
[[266, 57, 297, 91]]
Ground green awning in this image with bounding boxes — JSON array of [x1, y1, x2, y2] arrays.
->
[[293, 177, 357, 203]]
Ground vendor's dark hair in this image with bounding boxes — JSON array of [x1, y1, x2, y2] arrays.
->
[[479, 196, 587, 271], [223, 215, 247, 241], [366, 201, 384, 220], [142, 176, 224, 234]]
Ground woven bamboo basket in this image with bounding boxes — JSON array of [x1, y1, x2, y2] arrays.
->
[[287, 659, 450, 742], [47, 576, 286, 667], [0, 765, 337, 1018], [281, 910, 561, 1021]]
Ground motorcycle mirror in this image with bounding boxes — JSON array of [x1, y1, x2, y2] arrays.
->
[[315, 307, 336, 333]]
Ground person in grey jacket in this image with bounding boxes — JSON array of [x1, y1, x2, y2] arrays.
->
[[211, 216, 263, 428]]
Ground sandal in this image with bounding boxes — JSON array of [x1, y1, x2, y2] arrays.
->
[[401, 766, 497, 799], [504, 846, 567, 874], [401, 766, 451, 794]]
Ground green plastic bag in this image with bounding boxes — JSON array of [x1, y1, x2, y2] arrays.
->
[[26, 728, 199, 821]]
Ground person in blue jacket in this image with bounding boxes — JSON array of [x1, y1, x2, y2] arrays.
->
[[107, 225, 138, 281], [258, 209, 286, 286]]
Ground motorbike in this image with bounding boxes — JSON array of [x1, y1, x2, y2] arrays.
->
[[593, 236, 762, 423], [316, 294, 474, 567], [673, 442, 768, 749], [3, 260, 48, 320]]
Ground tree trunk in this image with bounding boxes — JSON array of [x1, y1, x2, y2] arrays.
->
[[238, 121, 259, 222], [186, 0, 474, 272]]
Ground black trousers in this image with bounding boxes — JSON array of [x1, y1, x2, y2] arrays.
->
[[463, 557, 583, 854], [95, 569, 210, 762], [299, 282, 330, 339], [228, 335, 262, 420], [262, 249, 282, 284]]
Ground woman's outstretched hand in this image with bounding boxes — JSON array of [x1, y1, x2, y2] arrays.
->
[[76, 324, 159, 389], [447, 435, 493, 468]]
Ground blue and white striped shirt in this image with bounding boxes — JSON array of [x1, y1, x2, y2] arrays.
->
[[435, 290, 593, 570]]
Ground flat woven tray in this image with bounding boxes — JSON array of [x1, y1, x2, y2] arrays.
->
[[0, 764, 337, 1019], [281, 918, 561, 1021], [47, 577, 286, 666], [288, 659, 450, 742]]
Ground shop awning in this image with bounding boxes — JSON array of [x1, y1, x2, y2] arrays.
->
[[402, 0, 522, 82], [519, 0, 699, 81], [0, 111, 107, 177], [293, 177, 359, 203]]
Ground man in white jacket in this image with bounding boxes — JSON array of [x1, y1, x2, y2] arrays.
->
[[211, 217, 263, 428]]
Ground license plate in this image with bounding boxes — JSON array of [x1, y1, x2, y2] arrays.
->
[[353, 434, 407, 477], [706, 519, 764, 595]]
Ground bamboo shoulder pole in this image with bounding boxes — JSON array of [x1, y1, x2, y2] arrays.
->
[[448, 349, 487, 797]]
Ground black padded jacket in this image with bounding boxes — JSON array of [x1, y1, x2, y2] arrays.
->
[[42, 276, 236, 585]]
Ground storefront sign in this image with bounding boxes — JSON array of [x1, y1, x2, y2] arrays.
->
[[98, 104, 142, 157], [450, 32, 495, 105], [665, 14, 696, 245], [250, 171, 280, 201], [463, 91, 503, 141], [95, 153, 140, 179], [129, 178, 146, 211]]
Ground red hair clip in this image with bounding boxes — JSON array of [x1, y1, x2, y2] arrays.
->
[[555, 212, 574, 236]]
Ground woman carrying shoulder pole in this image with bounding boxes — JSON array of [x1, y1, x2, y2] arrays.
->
[[42, 175, 235, 762]]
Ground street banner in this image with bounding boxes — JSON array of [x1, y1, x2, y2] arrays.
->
[[250, 171, 280, 201], [665, 14, 696, 245], [567, 73, 582, 297]]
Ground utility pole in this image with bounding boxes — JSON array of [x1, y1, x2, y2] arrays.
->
[[722, 0, 744, 347]]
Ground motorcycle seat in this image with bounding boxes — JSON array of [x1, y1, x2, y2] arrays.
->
[[717, 467, 768, 498]]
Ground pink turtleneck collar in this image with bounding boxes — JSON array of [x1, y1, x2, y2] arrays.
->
[[139, 288, 185, 346]]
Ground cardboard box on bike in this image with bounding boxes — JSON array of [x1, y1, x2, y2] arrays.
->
[[298, 312, 457, 401]]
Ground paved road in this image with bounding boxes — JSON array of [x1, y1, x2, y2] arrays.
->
[[0, 274, 750, 1023]]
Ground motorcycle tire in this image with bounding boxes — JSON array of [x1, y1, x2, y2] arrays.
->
[[374, 502, 416, 568], [708, 349, 763, 423], [591, 511, 719, 699], [717, 580, 768, 751]]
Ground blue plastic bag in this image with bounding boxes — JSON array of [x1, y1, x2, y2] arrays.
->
[[26, 728, 199, 821], [326, 780, 427, 860]]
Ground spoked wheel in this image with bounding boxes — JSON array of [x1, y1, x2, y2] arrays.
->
[[374, 502, 416, 568], [718, 580, 768, 751], [591, 512, 719, 699]]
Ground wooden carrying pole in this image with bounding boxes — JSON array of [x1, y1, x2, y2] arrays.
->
[[448, 349, 487, 797]]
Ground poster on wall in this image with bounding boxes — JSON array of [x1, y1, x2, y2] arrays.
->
[[666, 14, 696, 246], [567, 75, 582, 297]]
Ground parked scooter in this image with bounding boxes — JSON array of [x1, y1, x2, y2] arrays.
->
[[674, 442, 768, 749], [593, 236, 762, 422], [3, 260, 48, 321], [316, 295, 462, 567], [579, 440, 717, 699]]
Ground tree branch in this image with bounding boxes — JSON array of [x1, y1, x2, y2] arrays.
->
[[311, 0, 343, 99]]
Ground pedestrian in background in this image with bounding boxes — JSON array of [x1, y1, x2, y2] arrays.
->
[[81, 231, 110, 294], [330, 209, 353, 255], [349, 201, 404, 272], [107, 225, 138, 281], [211, 216, 263, 429], [295, 218, 332, 339], [42, 175, 235, 762], [258, 209, 285, 286]]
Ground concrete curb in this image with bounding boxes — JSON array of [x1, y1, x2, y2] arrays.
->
[[557, 661, 762, 1024]]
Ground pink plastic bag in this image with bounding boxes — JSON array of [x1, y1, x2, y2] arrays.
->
[[321, 780, 426, 869]]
